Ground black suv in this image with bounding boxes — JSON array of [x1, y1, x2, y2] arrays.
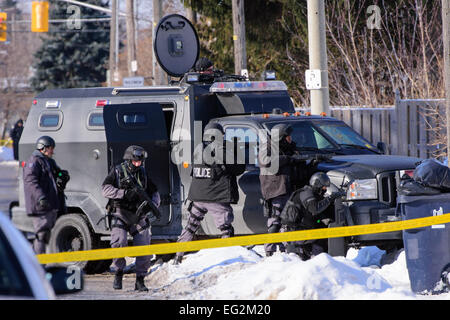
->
[[214, 113, 419, 253]]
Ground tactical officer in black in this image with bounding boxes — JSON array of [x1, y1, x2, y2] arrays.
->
[[258, 123, 313, 256], [174, 122, 245, 264], [280, 172, 346, 260], [10, 119, 23, 161], [23, 136, 70, 254], [102, 145, 161, 291]]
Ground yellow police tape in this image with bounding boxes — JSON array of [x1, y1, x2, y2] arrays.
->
[[0, 139, 12, 147], [37, 213, 450, 264]]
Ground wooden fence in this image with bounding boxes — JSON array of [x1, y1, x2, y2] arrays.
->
[[328, 97, 446, 159]]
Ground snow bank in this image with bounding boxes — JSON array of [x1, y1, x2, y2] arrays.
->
[[0, 146, 14, 162], [147, 245, 450, 300]]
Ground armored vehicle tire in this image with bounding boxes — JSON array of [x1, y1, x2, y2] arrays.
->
[[48, 213, 112, 274]]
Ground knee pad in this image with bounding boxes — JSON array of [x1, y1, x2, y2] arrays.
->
[[36, 230, 51, 244], [186, 215, 203, 235]]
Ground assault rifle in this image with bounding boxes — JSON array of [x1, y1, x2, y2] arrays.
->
[[120, 175, 161, 224], [290, 152, 334, 164]]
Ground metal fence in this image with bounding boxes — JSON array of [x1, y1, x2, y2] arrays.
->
[[329, 97, 446, 159]]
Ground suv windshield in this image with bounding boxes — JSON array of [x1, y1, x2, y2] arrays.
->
[[265, 120, 379, 154], [313, 121, 379, 152]]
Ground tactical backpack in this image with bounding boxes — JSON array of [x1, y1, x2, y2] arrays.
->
[[280, 188, 305, 228]]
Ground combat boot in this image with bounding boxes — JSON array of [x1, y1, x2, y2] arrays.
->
[[135, 275, 149, 292], [113, 271, 123, 290]]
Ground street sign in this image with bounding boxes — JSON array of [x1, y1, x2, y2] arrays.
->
[[123, 76, 145, 87]]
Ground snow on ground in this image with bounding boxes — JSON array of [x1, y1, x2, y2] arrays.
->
[[2, 147, 449, 300], [144, 245, 450, 300]]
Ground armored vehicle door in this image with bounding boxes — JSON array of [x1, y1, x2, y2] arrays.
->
[[103, 103, 171, 226]]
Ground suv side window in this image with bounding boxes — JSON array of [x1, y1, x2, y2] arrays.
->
[[224, 126, 259, 168]]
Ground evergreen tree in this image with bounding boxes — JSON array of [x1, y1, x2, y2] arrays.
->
[[30, 0, 110, 92], [183, 0, 307, 99]]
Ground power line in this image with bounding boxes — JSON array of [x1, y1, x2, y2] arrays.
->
[[4, 18, 111, 24], [4, 29, 110, 33]]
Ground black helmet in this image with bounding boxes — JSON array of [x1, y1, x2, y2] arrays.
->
[[203, 122, 224, 141], [309, 172, 330, 192], [271, 124, 293, 142], [36, 136, 55, 150], [195, 57, 213, 72], [123, 145, 147, 161]]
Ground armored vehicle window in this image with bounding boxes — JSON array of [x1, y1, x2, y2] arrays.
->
[[38, 111, 63, 131], [87, 111, 104, 130], [121, 112, 147, 127]]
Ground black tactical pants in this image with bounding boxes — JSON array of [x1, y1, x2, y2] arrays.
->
[[264, 194, 289, 255]]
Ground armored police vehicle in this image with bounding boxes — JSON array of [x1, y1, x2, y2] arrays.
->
[[11, 15, 419, 272]]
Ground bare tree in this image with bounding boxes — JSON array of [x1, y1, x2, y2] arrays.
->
[[324, 0, 443, 107], [0, 12, 41, 139]]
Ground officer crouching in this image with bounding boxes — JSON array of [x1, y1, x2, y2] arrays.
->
[[102, 145, 161, 291], [174, 122, 245, 264], [280, 172, 346, 260]]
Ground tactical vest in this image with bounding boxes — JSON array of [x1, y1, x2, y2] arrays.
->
[[280, 186, 324, 229], [113, 162, 147, 212]]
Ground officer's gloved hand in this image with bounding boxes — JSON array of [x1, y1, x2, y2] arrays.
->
[[56, 170, 70, 191], [38, 197, 50, 211], [124, 189, 139, 203]]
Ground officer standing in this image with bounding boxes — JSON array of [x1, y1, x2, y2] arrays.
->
[[102, 145, 161, 292], [174, 122, 245, 264], [280, 172, 346, 260], [23, 136, 69, 254], [10, 119, 23, 160], [258, 123, 305, 257]]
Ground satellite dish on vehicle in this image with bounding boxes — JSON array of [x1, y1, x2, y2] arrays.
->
[[153, 14, 200, 78]]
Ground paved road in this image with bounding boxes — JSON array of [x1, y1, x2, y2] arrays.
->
[[58, 273, 158, 300]]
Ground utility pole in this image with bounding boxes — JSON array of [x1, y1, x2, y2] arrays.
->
[[108, 0, 117, 86], [126, 0, 137, 77], [306, 0, 330, 115], [443, 0, 450, 166], [232, 0, 247, 76], [152, 0, 164, 85], [186, 7, 197, 24]]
